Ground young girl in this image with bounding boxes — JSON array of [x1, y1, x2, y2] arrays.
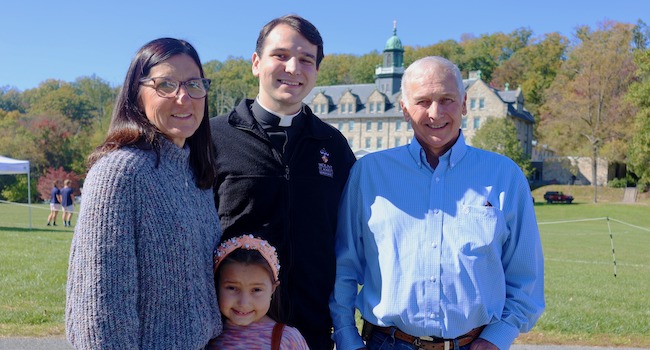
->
[[207, 234, 309, 350]]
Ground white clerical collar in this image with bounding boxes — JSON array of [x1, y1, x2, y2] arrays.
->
[[256, 97, 301, 126]]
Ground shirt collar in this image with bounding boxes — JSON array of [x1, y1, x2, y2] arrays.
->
[[407, 130, 468, 170], [255, 97, 301, 127]]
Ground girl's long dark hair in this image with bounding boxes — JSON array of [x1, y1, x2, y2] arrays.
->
[[88, 37, 216, 189]]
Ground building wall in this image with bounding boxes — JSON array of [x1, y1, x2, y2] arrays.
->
[[317, 81, 532, 153], [329, 115, 413, 151], [463, 80, 507, 145], [543, 156, 610, 186]]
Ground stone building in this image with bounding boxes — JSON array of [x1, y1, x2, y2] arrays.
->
[[304, 24, 536, 159]]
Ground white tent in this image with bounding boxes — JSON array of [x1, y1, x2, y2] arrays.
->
[[0, 156, 32, 229]]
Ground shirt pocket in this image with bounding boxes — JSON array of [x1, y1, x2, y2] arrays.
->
[[451, 204, 508, 257]]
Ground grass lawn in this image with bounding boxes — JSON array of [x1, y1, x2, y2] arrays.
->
[[1, 186, 649, 347], [0, 202, 73, 337]]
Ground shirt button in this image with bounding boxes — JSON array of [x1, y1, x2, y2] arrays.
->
[[431, 242, 437, 248], [430, 276, 436, 282], [433, 209, 439, 214], [435, 177, 440, 182], [429, 313, 436, 319]]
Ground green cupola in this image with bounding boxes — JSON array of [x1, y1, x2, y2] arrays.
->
[[375, 21, 405, 95]]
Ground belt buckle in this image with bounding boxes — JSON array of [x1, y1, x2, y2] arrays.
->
[[414, 336, 451, 350], [413, 336, 434, 347]]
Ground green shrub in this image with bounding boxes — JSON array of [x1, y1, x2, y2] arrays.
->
[[1, 175, 37, 203], [607, 178, 629, 188]]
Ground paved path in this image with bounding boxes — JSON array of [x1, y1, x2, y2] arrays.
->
[[0, 338, 648, 350]]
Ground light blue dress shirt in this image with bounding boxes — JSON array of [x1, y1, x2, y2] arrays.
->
[[330, 133, 545, 350]]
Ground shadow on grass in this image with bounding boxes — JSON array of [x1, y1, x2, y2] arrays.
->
[[0, 226, 67, 234], [534, 202, 583, 207]]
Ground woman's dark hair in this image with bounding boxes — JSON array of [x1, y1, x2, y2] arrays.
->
[[87, 37, 216, 189], [215, 248, 284, 322], [256, 14, 324, 68]]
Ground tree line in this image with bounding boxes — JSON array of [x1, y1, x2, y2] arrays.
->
[[1, 19, 649, 202]]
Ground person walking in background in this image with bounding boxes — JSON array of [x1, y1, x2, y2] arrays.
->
[[329, 56, 545, 350], [66, 37, 222, 349], [46, 180, 61, 226], [210, 14, 356, 350], [207, 235, 309, 349], [60, 179, 75, 227]]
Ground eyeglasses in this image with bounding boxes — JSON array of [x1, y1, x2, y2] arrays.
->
[[139, 77, 211, 99]]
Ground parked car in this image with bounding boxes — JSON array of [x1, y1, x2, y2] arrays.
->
[[543, 191, 574, 204]]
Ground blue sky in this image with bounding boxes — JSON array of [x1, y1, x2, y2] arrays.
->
[[1, 0, 648, 91]]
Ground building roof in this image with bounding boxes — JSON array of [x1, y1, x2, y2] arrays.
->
[[305, 83, 402, 118], [385, 28, 404, 51]]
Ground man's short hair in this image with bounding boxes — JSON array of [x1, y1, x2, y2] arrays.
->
[[255, 14, 324, 68]]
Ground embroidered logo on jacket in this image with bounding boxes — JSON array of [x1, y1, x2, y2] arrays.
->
[[318, 148, 334, 178]]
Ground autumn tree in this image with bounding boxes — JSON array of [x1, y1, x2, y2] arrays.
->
[[37, 167, 82, 201], [30, 84, 96, 127], [472, 117, 532, 177], [491, 32, 569, 119], [317, 54, 356, 86], [0, 86, 26, 113], [540, 21, 637, 202], [458, 28, 532, 82], [0, 110, 46, 169], [72, 75, 117, 129], [20, 113, 87, 174], [404, 40, 464, 68], [348, 52, 382, 84], [204, 58, 257, 116], [626, 49, 650, 189]]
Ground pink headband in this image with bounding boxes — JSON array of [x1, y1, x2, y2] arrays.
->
[[214, 234, 281, 282]]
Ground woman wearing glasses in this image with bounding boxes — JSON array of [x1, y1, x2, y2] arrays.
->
[[66, 38, 222, 349]]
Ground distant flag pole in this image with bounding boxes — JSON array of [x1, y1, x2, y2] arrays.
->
[[606, 217, 617, 278]]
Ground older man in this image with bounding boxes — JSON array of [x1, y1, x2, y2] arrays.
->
[[330, 56, 544, 350]]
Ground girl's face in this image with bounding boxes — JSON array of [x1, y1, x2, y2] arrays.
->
[[218, 263, 278, 326]]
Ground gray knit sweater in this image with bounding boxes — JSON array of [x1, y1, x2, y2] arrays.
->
[[66, 138, 222, 349]]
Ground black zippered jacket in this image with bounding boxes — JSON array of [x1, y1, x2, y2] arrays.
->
[[210, 99, 356, 349]]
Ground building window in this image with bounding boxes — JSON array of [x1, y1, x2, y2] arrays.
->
[[349, 121, 355, 131], [461, 116, 467, 129], [348, 137, 354, 148], [348, 103, 355, 113], [321, 104, 327, 113], [313, 104, 319, 113], [377, 121, 383, 131], [396, 120, 402, 131], [395, 137, 401, 147], [470, 98, 476, 110], [365, 137, 371, 149], [366, 121, 372, 131], [473, 117, 481, 129], [479, 98, 485, 110], [377, 137, 383, 149], [376, 102, 383, 112], [369, 103, 375, 113], [340, 104, 346, 113], [338, 122, 343, 130]]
